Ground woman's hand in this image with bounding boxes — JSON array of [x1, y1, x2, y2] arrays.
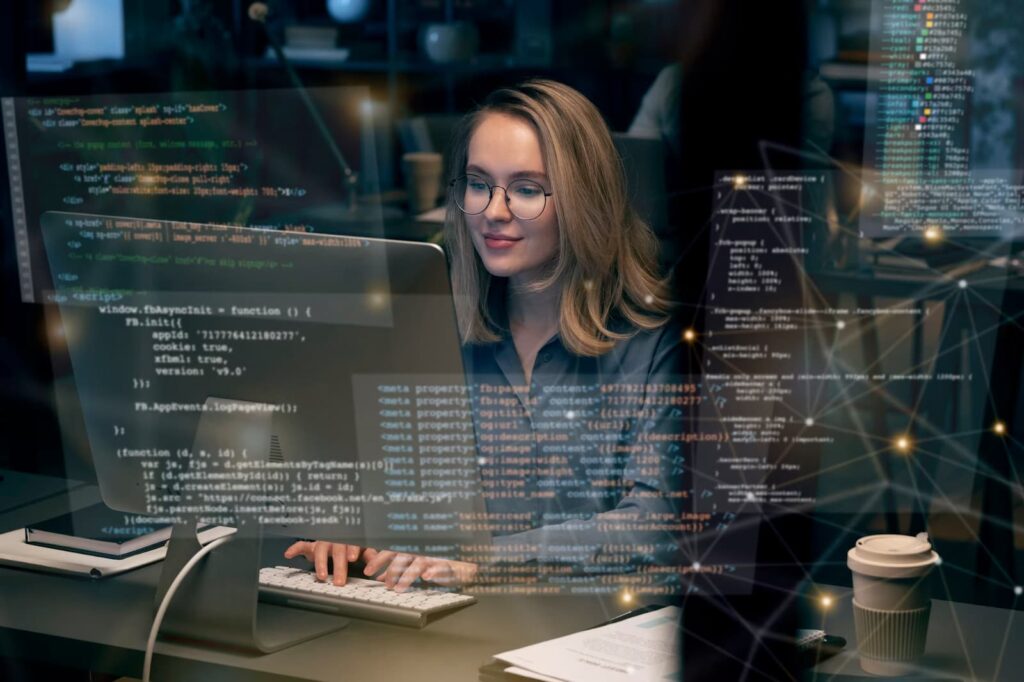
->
[[283, 540, 365, 586], [362, 548, 478, 592]]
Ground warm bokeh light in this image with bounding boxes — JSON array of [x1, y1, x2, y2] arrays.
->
[[923, 225, 943, 243], [366, 288, 389, 311]]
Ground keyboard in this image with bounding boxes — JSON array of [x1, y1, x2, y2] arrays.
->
[[258, 565, 477, 628]]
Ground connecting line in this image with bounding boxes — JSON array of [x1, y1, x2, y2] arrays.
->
[[142, 534, 235, 682]]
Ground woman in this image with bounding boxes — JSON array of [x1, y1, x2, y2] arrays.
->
[[287, 80, 687, 592]]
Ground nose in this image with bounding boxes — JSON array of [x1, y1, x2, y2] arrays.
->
[[482, 186, 513, 222]]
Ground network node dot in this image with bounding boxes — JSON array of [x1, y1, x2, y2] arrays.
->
[[820, 595, 833, 608], [1015, 585, 1022, 596], [477, 457, 487, 466], [620, 590, 634, 605], [565, 411, 576, 421], [836, 320, 846, 330], [805, 417, 814, 427], [644, 294, 654, 305], [683, 329, 697, 343], [692, 562, 701, 571], [958, 279, 967, 289], [994, 421, 1007, 436]]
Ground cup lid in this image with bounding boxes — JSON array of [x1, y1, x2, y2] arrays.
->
[[847, 533, 939, 578]]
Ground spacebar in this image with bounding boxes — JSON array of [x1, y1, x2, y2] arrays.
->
[[259, 587, 427, 627]]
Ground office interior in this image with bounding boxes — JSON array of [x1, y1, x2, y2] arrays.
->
[[2, 1, 1024, 680]]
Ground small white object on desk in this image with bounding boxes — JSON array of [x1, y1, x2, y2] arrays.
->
[[415, 205, 446, 224]]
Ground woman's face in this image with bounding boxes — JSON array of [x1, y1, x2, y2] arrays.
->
[[464, 112, 559, 286]]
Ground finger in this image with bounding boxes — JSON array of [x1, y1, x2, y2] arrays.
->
[[394, 557, 428, 592], [283, 541, 308, 560], [331, 544, 348, 586], [361, 547, 379, 565], [422, 561, 454, 586], [384, 554, 413, 590], [366, 551, 396, 579], [347, 544, 361, 562], [364, 550, 395, 577], [313, 541, 332, 581]]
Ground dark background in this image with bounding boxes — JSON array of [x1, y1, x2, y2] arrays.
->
[[2, 1, 1023, 680]]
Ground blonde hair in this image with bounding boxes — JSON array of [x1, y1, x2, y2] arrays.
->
[[444, 79, 673, 356]]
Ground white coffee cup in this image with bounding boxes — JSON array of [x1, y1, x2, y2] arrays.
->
[[402, 152, 443, 215], [848, 533, 939, 676]]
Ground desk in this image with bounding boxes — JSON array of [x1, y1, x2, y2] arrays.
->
[[0, 475, 625, 680], [7, 476, 1022, 681], [0, 557, 628, 681], [808, 587, 1024, 681]]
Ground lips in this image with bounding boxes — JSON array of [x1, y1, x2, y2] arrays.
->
[[482, 233, 522, 249]]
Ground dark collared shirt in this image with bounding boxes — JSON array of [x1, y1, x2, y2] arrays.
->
[[463, 319, 690, 570]]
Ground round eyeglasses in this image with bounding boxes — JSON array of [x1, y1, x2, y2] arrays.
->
[[450, 173, 552, 221]]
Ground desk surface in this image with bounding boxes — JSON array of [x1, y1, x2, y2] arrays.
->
[[4, 475, 1023, 681], [0, 475, 627, 681], [0, 558, 626, 681], [7, 565, 1023, 682], [807, 586, 1024, 681]]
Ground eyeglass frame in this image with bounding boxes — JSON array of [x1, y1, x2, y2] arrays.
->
[[448, 173, 553, 221]]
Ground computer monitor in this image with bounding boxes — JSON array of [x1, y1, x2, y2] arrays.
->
[[40, 210, 486, 651], [0, 85, 384, 486]]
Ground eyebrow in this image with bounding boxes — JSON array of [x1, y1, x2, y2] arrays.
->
[[465, 164, 549, 183]]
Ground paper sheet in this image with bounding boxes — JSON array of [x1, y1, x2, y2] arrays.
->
[[504, 666, 565, 682], [495, 605, 681, 682]]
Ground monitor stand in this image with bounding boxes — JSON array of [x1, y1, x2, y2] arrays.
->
[[152, 397, 348, 653], [154, 523, 349, 654]]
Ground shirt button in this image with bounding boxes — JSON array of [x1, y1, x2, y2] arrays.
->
[[540, 352, 552, 364]]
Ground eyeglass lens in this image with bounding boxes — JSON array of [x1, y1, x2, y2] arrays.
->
[[453, 174, 547, 220]]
